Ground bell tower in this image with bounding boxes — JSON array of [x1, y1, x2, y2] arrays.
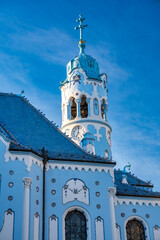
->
[[60, 14, 112, 160]]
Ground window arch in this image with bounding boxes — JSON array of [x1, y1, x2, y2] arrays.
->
[[70, 97, 77, 120], [80, 96, 88, 118], [65, 210, 87, 240], [126, 219, 145, 240]]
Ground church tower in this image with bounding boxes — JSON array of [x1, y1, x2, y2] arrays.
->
[[60, 14, 112, 160]]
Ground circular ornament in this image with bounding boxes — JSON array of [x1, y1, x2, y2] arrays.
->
[[51, 190, 56, 195], [36, 176, 39, 180], [96, 192, 100, 197], [146, 214, 149, 218], [52, 202, 56, 207], [36, 187, 39, 192], [132, 208, 137, 213], [9, 170, 14, 175], [95, 181, 99, 185], [121, 213, 125, 217], [8, 196, 13, 201], [96, 204, 101, 209], [8, 182, 13, 188], [51, 178, 56, 183]]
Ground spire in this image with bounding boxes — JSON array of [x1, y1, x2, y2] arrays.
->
[[74, 14, 88, 54]]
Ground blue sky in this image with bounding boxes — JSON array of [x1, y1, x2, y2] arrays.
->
[[1, 0, 160, 190]]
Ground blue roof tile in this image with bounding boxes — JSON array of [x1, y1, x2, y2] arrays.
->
[[115, 170, 160, 198], [0, 93, 115, 164]]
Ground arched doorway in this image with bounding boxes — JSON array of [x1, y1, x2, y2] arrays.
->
[[65, 210, 87, 240], [126, 219, 145, 240]]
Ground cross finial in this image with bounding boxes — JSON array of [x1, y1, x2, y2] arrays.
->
[[74, 14, 88, 54]]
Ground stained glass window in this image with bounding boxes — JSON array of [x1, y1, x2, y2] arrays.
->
[[65, 210, 87, 240], [126, 219, 145, 240]]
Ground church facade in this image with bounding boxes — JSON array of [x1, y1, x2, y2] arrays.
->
[[0, 15, 160, 240]]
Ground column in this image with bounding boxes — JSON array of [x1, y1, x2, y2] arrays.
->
[[105, 104, 108, 121], [75, 99, 81, 117], [67, 101, 72, 120], [86, 98, 91, 117], [22, 177, 32, 240], [108, 187, 117, 240]]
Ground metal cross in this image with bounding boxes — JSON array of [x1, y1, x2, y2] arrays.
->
[[74, 14, 88, 44]]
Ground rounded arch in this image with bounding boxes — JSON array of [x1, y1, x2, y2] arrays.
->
[[63, 206, 91, 240], [124, 216, 150, 240]]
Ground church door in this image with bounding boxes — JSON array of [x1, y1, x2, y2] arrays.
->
[[65, 210, 87, 240], [126, 219, 145, 240]]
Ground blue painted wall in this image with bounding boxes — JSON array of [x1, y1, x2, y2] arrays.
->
[[45, 165, 114, 239], [115, 201, 160, 240]]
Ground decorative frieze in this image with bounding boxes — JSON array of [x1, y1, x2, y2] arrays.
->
[[5, 151, 43, 172], [47, 162, 114, 179], [115, 196, 160, 207]]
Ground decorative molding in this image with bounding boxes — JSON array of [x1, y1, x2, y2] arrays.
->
[[63, 178, 89, 205], [34, 213, 39, 240], [5, 151, 43, 172], [47, 162, 114, 179], [23, 178, 32, 188], [95, 217, 104, 240], [108, 187, 116, 197], [49, 215, 58, 240], [153, 225, 160, 240], [115, 196, 160, 207], [0, 209, 14, 240]]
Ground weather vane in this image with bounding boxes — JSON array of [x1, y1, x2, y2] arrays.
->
[[123, 162, 131, 172], [74, 14, 88, 45]]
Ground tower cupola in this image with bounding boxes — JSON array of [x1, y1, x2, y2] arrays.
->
[[60, 14, 112, 160]]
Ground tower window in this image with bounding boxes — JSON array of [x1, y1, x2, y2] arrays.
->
[[65, 210, 87, 240], [80, 96, 88, 118], [126, 219, 145, 240], [70, 97, 77, 120], [101, 99, 106, 120]]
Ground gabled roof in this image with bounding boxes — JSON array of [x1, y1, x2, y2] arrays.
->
[[0, 93, 115, 164], [115, 170, 160, 198]]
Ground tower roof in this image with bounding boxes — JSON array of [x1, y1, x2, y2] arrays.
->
[[65, 14, 100, 80]]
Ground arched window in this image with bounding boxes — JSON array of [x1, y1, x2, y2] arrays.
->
[[65, 210, 87, 240], [70, 97, 77, 120], [80, 96, 88, 118], [126, 219, 145, 240], [101, 99, 106, 120], [93, 98, 99, 115]]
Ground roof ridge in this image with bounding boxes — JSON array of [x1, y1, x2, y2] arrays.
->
[[0, 122, 18, 142]]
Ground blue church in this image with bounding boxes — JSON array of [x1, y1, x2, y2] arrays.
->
[[0, 15, 160, 240]]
